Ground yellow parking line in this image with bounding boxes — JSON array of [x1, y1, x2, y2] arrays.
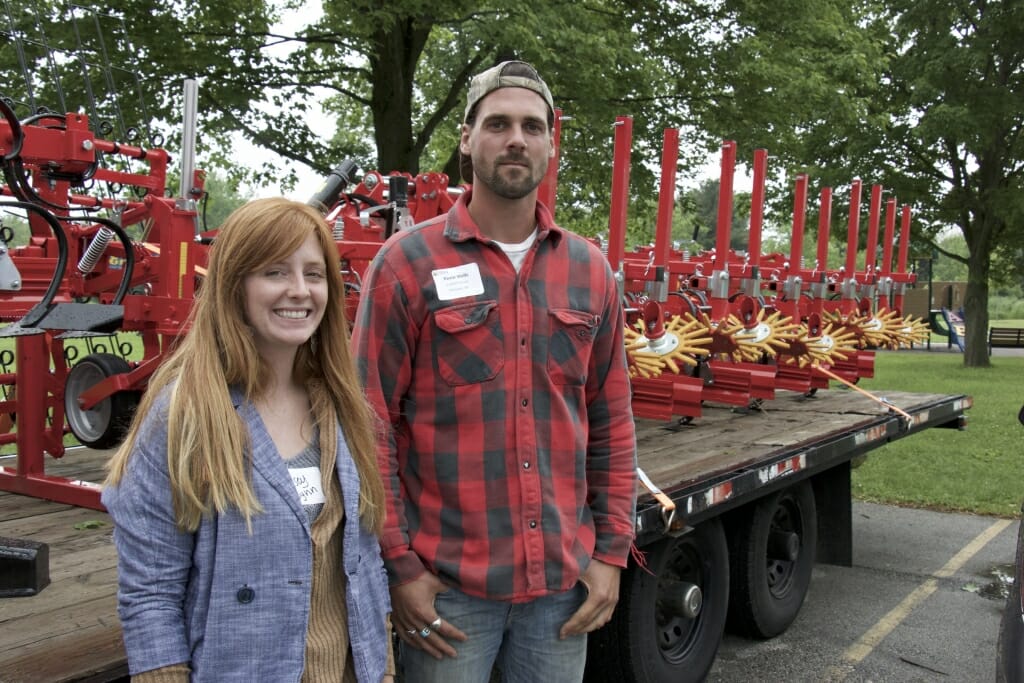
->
[[829, 517, 1012, 680]]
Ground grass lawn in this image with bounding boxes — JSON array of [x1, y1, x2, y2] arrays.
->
[[853, 348, 1024, 517]]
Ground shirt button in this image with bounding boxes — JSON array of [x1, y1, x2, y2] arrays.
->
[[529, 520, 537, 529], [237, 586, 255, 604], [523, 461, 531, 469], [521, 337, 527, 346], [521, 399, 528, 407]]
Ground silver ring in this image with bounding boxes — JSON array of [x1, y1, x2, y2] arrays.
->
[[418, 626, 431, 638], [406, 629, 417, 636], [430, 617, 442, 629]]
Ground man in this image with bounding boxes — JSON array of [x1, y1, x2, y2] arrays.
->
[[352, 60, 637, 683]]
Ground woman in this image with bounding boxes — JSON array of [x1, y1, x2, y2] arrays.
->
[[103, 197, 394, 682]]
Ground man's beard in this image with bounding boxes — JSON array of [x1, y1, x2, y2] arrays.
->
[[478, 153, 548, 200]]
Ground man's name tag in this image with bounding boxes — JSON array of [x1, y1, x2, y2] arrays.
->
[[432, 263, 484, 301], [289, 466, 325, 507]]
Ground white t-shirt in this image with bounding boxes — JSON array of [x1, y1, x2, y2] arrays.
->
[[493, 228, 538, 273]]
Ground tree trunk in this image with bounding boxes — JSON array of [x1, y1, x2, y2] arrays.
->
[[369, 19, 431, 175], [962, 231, 993, 368]]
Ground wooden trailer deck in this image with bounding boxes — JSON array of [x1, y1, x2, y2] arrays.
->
[[0, 387, 969, 683], [0, 447, 124, 683], [634, 388, 965, 492]]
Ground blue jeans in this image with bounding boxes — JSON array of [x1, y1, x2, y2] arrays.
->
[[400, 584, 588, 683]]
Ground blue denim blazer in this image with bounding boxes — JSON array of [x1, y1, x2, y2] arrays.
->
[[102, 386, 391, 681]]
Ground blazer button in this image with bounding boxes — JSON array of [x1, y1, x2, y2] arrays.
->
[[237, 586, 255, 604]]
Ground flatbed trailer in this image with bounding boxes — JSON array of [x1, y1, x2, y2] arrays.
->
[[585, 386, 970, 683], [0, 387, 969, 683]]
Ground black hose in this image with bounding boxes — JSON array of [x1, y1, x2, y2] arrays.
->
[[0, 200, 69, 327]]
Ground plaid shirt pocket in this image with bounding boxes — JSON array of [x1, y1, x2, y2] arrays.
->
[[548, 308, 599, 386], [433, 301, 504, 385]]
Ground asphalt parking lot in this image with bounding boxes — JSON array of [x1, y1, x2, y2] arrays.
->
[[708, 501, 1019, 682]]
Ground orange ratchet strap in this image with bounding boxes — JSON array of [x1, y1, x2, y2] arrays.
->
[[813, 365, 914, 426], [637, 467, 684, 535]]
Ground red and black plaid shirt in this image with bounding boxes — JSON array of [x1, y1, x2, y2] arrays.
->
[[352, 190, 637, 602]]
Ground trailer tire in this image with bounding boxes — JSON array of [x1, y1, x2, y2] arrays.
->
[[65, 353, 139, 449], [585, 518, 729, 683], [727, 480, 817, 639]]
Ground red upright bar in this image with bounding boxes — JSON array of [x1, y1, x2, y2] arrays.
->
[[711, 141, 737, 320], [881, 198, 897, 277], [897, 205, 912, 273], [789, 174, 808, 272], [845, 179, 862, 276], [606, 116, 633, 272], [653, 128, 679, 269], [538, 108, 563, 215], [748, 149, 768, 270], [715, 140, 737, 268], [864, 184, 883, 277], [816, 187, 833, 273]]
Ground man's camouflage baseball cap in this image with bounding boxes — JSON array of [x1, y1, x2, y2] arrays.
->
[[463, 60, 554, 123]]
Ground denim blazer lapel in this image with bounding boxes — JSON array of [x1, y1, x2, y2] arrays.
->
[[231, 388, 311, 536]]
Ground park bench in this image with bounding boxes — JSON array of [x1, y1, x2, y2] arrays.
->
[[988, 326, 1024, 355]]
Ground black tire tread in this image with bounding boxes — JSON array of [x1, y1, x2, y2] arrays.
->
[[65, 352, 139, 449], [727, 481, 817, 639]]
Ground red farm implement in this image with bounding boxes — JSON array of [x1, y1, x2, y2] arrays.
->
[[317, 117, 927, 423], [0, 84, 207, 509], [0, 92, 926, 510]]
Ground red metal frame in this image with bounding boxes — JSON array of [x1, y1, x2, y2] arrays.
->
[[1, 104, 927, 506]]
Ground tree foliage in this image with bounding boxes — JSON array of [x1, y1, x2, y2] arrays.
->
[[3, 0, 708, 228], [694, 0, 1024, 366], [3, 0, 1021, 367]]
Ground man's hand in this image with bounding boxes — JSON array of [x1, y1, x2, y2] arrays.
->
[[559, 559, 622, 639], [391, 572, 468, 659]]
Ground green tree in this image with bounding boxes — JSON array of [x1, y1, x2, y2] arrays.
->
[[932, 234, 969, 283], [697, 0, 1024, 367], [682, 179, 752, 253], [195, 170, 252, 231], [0, 0, 278, 170], [878, 0, 1024, 366], [2, 0, 709, 235]]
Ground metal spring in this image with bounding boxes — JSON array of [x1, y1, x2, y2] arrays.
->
[[78, 227, 114, 273]]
